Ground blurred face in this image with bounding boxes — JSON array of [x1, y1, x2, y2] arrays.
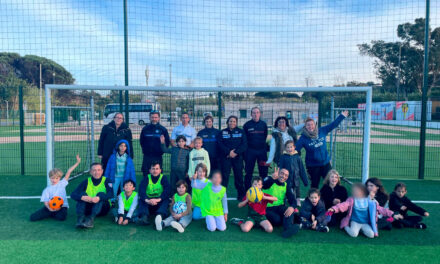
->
[[149, 164, 161, 176], [366, 182, 378, 195], [352, 186, 366, 199], [118, 143, 127, 154], [285, 143, 295, 154], [123, 182, 135, 194], [50, 176, 61, 185], [90, 164, 103, 179], [277, 119, 286, 131], [228, 117, 237, 129], [150, 113, 160, 124], [196, 167, 206, 179], [211, 173, 222, 186], [205, 118, 213, 128], [251, 108, 261, 122], [395, 187, 407, 198], [278, 169, 289, 183], [114, 114, 124, 126], [177, 184, 187, 196], [309, 193, 320, 206], [194, 139, 203, 149], [305, 120, 316, 132], [252, 180, 262, 189], [181, 114, 190, 126], [329, 173, 339, 187], [177, 138, 186, 148]]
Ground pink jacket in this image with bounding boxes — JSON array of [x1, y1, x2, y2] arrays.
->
[[331, 197, 394, 236]]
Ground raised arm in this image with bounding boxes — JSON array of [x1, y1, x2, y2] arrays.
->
[[63, 154, 81, 181]]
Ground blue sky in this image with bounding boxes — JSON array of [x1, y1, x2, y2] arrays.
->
[[0, 0, 437, 88]]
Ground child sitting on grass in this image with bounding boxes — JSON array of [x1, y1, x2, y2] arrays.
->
[[278, 140, 308, 207], [30, 154, 81, 222], [328, 183, 402, 238], [389, 182, 429, 229], [114, 179, 138, 225], [300, 188, 329, 232], [231, 176, 277, 233], [160, 135, 190, 191], [192, 170, 228, 232], [159, 180, 193, 233], [104, 140, 136, 203], [192, 163, 208, 220], [188, 137, 211, 177]]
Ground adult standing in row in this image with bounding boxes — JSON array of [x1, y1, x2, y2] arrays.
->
[[243, 107, 268, 190], [140, 111, 170, 177], [296, 110, 348, 188], [171, 112, 197, 148], [217, 115, 247, 200], [197, 115, 221, 172], [266, 116, 304, 166], [98, 112, 133, 171]]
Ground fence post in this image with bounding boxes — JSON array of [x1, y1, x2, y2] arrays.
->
[[19, 85, 25, 175], [123, 0, 129, 123], [330, 96, 335, 162], [90, 97, 95, 164], [317, 93, 322, 128], [217, 91, 222, 130], [418, 0, 430, 180]]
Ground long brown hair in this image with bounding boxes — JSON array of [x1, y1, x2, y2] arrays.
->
[[365, 177, 389, 202]]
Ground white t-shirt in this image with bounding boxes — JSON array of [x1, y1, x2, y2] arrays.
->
[[40, 179, 69, 208], [171, 124, 197, 146]]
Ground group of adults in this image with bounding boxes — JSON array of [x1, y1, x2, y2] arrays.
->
[[97, 108, 349, 199]]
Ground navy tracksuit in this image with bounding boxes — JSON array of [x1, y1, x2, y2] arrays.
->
[[217, 127, 247, 199], [243, 119, 268, 190], [140, 123, 170, 176], [197, 127, 221, 172]]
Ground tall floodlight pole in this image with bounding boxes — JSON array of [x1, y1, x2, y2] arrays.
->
[[145, 65, 149, 87], [39, 64, 42, 125], [169, 64, 172, 126]]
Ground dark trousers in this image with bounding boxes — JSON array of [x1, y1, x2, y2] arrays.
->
[[266, 205, 296, 231], [101, 156, 110, 172], [209, 156, 220, 174], [170, 169, 187, 194], [221, 156, 245, 199], [244, 149, 268, 190], [393, 216, 423, 228], [76, 200, 110, 218], [300, 216, 328, 229], [327, 212, 346, 227], [30, 207, 68, 222], [307, 163, 332, 188], [142, 155, 163, 177], [137, 200, 169, 218]]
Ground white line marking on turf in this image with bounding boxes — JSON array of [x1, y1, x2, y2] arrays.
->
[[1, 196, 439, 204]]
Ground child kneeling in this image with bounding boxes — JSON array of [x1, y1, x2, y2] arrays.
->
[[113, 179, 138, 225], [160, 180, 192, 233], [300, 188, 329, 232]]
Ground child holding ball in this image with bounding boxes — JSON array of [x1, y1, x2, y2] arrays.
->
[[114, 179, 138, 225], [192, 163, 209, 220], [192, 170, 228, 232], [159, 180, 193, 233], [30, 155, 81, 222], [231, 177, 277, 233]]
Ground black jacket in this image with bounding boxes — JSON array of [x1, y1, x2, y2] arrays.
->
[[98, 121, 133, 160], [138, 174, 171, 201], [278, 152, 308, 188], [197, 127, 220, 159], [389, 192, 426, 218], [217, 127, 247, 157], [243, 119, 268, 151], [140, 123, 170, 157], [300, 198, 327, 224], [70, 176, 113, 202], [320, 184, 348, 210], [262, 176, 296, 207]]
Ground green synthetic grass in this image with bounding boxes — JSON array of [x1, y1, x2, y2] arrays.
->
[[0, 177, 438, 263]]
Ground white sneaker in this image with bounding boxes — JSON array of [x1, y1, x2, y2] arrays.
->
[[155, 215, 163, 231], [170, 221, 185, 233]]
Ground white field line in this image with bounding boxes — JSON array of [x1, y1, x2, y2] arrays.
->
[[0, 196, 439, 204]]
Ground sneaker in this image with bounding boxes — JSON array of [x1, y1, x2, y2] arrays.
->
[[83, 217, 94, 228], [137, 215, 150, 225], [171, 221, 185, 233], [155, 215, 163, 231], [317, 225, 329, 233], [230, 218, 244, 226], [416, 223, 427, 229], [282, 224, 300, 238], [76, 216, 85, 228]]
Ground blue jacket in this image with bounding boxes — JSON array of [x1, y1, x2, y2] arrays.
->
[[296, 114, 345, 167], [104, 139, 136, 184]]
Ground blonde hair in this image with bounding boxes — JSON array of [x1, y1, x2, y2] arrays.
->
[[194, 137, 203, 143], [323, 169, 341, 185], [49, 168, 63, 179]]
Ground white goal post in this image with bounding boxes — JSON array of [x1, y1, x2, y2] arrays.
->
[[45, 84, 372, 185]]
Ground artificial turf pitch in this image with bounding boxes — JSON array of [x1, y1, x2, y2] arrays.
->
[[0, 176, 438, 263]]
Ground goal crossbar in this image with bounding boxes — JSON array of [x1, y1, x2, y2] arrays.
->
[[45, 84, 373, 184]]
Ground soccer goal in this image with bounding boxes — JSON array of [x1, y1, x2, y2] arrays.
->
[[44, 84, 372, 185]]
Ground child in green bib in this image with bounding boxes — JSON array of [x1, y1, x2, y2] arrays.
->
[[113, 179, 138, 225], [192, 170, 228, 231], [159, 180, 193, 233], [192, 163, 208, 220]]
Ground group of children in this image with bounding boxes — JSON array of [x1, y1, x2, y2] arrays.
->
[[30, 135, 430, 238]]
